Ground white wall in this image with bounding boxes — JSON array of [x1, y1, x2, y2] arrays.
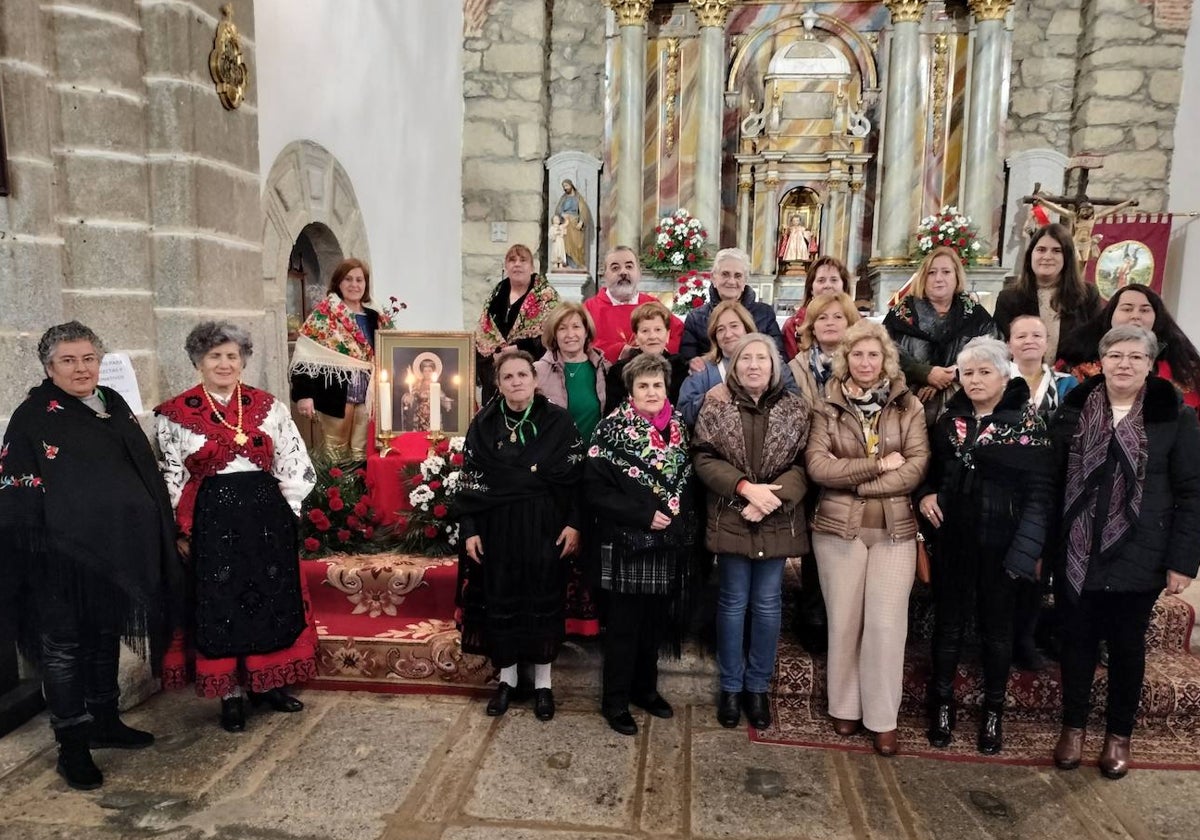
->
[[254, 0, 464, 328], [1167, 14, 1200, 345]]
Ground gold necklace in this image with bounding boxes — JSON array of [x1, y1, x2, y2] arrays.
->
[[202, 382, 248, 445]]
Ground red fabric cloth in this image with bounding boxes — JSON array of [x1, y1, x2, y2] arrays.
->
[[365, 431, 434, 526], [584, 291, 684, 364], [781, 307, 807, 361]]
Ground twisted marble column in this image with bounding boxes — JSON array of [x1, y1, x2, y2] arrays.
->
[[875, 0, 928, 260], [689, 0, 734, 240], [608, 0, 653, 248], [961, 0, 1013, 258]]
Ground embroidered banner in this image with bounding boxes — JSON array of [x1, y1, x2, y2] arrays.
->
[[1085, 213, 1173, 296]]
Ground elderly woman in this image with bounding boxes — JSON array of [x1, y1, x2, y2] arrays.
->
[[884, 246, 998, 425], [1057, 284, 1200, 409], [0, 322, 178, 790], [534, 302, 608, 442], [1049, 325, 1200, 779], [605, 301, 690, 413], [781, 256, 853, 361], [157, 322, 317, 733], [805, 321, 929, 756], [693, 334, 811, 730], [677, 301, 755, 427], [994, 223, 1103, 360], [475, 244, 561, 404], [456, 352, 583, 721], [290, 258, 394, 461], [680, 248, 784, 371], [585, 354, 694, 736], [917, 337, 1053, 754]]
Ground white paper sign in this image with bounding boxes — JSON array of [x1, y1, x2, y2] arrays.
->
[[99, 353, 144, 414]]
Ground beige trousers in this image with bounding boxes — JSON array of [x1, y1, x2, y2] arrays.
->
[[316, 403, 370, 461], [812, 528, 916, 732]]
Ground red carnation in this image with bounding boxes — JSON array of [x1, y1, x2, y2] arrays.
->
[[958, 238, 966, 246], [353, 500, 368, 517], [346, 515, 362, 529], [693, 278, 703, 288], [429, 480, 442, 490], [307, 509, 328, 525], [450, 453, 464, 466], [433, 503, 448, 517], [688, 270, 698, 277], [329, 497, 345, 511], [687, 253, 696, 262], [328, 467, 343, 478], [355, 468, 366, 477], [337, 529, 351, 542], [315, 518, 331, 532], [657, 251, 665, 259], [424, 525, 439, 538], [691, 298, 704, 308], [303, 537, 320, 552], [326, 487, 340, 499], [436, 439, 451, 454]]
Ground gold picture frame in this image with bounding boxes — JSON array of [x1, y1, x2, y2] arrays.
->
[[375, 331, 475, 435]]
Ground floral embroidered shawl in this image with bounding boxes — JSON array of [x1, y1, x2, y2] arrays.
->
[[475, 275, 560, 356], [587, 399, 692, 516], [290, 294, 393, 386]]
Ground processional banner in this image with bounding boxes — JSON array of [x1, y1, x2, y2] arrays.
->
[[1085, 214, 1173, 296]]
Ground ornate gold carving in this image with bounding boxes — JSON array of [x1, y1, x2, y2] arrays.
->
[[884, 0, 928, 24], [665, 38, 680, 155], [969, 0, 1013, 22], [849, 179, 865, 193], [689, 0, 735, 28], [764, 174, 780, 188], [606, 0, 653, 27], [738, 177, 753, 194], [209, 4, 247, 110], [931, 33, 949, 139]]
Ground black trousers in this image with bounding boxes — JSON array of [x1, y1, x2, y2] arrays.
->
[[41, 625, 121, 730], [602, 591, 667, 716], [929, 544, 1018, 706], [1011, 576, 1044, 654], [1058, 588, 1159, 737]]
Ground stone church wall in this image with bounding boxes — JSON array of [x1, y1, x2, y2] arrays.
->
[[0, 0, 265, 427]]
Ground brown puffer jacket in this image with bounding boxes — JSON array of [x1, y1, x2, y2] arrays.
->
[[692, 382, 811, 559], [805, 377, 929, 541]]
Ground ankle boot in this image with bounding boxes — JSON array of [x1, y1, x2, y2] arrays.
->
[[1053, 726, 1085, 770], [1099, 732, 1132, 779], [55, 723, 103, 790], [89, 704, 155, 750], [978, 704, 1004, 755], [926, 698, 955, 749], [220, 696, 246, 733]]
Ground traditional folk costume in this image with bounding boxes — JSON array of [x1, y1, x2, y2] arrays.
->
[[0, 380, 180, 731], [155, 384, 317, 699], [585, 399, 694, 721], [455, 394, 583, 671], [289, 293, 393, 460], [474, 275, 560, 404]]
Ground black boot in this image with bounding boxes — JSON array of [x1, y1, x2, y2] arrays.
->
[[220, 696, 246, 733], [717, 691, 741, 728], [247, 687, 304, 713], [978, 704, 1004, 755], [89, 703, 155, 750], [926, 697, 955, 749], [55, 723, 103, 790]]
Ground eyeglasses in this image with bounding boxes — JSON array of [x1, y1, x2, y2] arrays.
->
[[1102, 351, 1151, 365]]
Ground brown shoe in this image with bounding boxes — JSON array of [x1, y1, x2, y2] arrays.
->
[[1053, 726, 1085, 770], [1099, 733, 1131, 779], [831, 717, 861, 737], [873, 729, 898, 757]]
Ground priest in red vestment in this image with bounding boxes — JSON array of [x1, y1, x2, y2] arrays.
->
[[585, 246, 683, 364]]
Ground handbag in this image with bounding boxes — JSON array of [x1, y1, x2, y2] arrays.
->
[[915, 533, 932, 585]]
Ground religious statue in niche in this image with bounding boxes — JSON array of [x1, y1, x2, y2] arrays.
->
[[400, 353, 455, 432], [548, 215, 568, 269], [553, 179, 593, 271]]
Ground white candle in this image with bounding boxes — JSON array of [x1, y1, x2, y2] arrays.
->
[[378, 368, 392, 432], [429, 376, 442, 431]]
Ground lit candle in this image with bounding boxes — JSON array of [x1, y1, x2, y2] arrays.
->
[[429, 374, 442, 431], [377, 368, 392, 432]]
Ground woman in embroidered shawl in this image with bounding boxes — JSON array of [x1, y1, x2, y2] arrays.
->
[[475, 244, 561, 404], [916, 337, 1053, 756], [0, 322, 179, 791], [1048, 325, 1200, 779], [157, 322, 317, 734], [456, 351, 583, 722], [585, 353, 695, 736], [693, 334, 811, 731], [290, 258, 394, 461], [884, 246, 999, 426]]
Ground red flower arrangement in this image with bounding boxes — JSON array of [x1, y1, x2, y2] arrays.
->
[[392, 435, 465, 557], [671, 270, 712, 316], [299, 458, 394, 558]]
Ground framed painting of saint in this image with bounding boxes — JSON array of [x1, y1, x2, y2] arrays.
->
[[375, 331, 475, 435]]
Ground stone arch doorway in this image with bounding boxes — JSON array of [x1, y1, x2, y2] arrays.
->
[[262, 140, 370, 396], [285, 222, 343, 340]]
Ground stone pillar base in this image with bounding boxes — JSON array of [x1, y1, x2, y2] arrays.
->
[[547, 270, 593, 303]]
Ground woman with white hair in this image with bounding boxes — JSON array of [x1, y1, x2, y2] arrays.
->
[[680, 247, 784, 372], [1049, 324, 1200, 779], [693, 334, 811, 731], [916, 336, 1054, 755]]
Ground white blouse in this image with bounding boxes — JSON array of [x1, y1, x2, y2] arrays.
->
[[156, 395, 316, 516]]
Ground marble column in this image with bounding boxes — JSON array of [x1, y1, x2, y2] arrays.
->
[[961, 0, 1013, 259], [689, 0, 734, 240], [760, 173, 781, 275], [847, 175, 867, 275], [825, 182, 848, 262], [875, 0, 928, 261], [607, 0, 653, 248], [736, 173, 753, 252]]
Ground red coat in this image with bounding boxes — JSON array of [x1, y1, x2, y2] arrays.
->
[[584, 291, 684, 364]]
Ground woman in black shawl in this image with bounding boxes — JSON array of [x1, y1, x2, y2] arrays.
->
[[455, 351, 583, 721], [0, 322, 180, 790]]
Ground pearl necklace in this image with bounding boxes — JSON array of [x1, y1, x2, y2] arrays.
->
[[202, 382, 248, 445]]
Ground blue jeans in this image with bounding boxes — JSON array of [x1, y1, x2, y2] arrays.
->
[[716, 554, 785, 693]]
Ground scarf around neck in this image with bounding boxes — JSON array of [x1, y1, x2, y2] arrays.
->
[[475, 275, 560, 356], [1063, 382, 1149, 596]]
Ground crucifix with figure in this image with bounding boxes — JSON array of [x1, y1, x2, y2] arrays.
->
[[1022, 155, 1139, 269]]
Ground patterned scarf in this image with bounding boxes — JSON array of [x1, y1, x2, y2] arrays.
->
[[808, 346, 833, 391], [587, 399, 692, 516], [843, 380, 889, 456], [1063, 383, 1149, 596], [474, 275, 560, 356], [290, 294, 393, 385]]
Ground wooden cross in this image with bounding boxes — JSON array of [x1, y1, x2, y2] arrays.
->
[[1021, 155, 1138, 268]]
